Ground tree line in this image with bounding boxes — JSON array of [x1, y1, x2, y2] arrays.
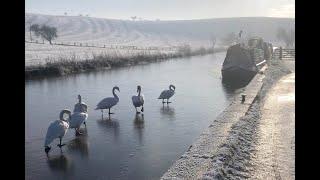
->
[[216, 27, 294, 48], [276, 27, 295, 47]]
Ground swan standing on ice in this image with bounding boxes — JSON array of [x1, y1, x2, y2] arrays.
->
[[158, 84, 176, 104], [95, 86, 120, 117], [132, 85, 145, 114], [44, 109, 71, 154], [73, 95, 87, 113], [73, 95, 88, 126], [70, 104, 88, 136]]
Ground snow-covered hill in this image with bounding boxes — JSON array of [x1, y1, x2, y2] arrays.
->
[[25, 13, 294, 66]]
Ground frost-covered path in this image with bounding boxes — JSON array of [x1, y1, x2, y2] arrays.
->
[[161, 58, 295, 179], [249, 72, 295, 180]]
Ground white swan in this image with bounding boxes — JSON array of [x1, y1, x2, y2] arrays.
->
[[95, 86, 120, 116], [73, 94, 88, 126], [44, 109, 71, 154], [158, 84, 176, 104], [69, 110, 88, 136], [73, 94, 88, 113], [132, 85, 145, 113]]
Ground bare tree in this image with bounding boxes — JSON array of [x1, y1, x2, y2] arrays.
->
[[131, 16, 137, 21], [238, 30, 243, 38], [289, 29, 295, 47], [30, 24, 40, 32], [222, 32, 237, 46], [277, 27, 295, 47], [32, 25, 58, 44], [26, 20, 32, 41], [245, 31, 254, 42], [29, 24, 40, 41]]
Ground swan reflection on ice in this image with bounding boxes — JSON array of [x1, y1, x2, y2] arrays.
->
[[133, 114, 145, 144], [160, 106, 175, 116], [96, 118, 120, 140], [67, 135, 89, 158], [133, 114, 144, 129], [47, 154, 74, 173]]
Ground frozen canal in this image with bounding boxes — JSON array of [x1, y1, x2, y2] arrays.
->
[[25, 52, 238, 179]]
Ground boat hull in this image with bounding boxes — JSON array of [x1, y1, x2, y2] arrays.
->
[[222, 67, 257, 88], [221, 44, 259, 88]]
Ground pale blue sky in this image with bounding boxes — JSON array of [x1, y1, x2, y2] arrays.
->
[[26, 0, 295, 20]]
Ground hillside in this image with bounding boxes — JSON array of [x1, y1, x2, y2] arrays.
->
[[25, 13, 294, 65]]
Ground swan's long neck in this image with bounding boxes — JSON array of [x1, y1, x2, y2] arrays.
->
[[138, 88, 141, 96], [81, 104, 88, 112], [59, 110, 71, 123], [113, 88, 119, 99], [78, 95, 82, 103]]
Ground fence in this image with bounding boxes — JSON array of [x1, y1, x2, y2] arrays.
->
[[25, 40, 181, 52], [273, 47, 295, 60]]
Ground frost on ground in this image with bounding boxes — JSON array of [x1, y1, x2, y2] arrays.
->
[[201, 101, 261, 180], [201, 58, 293, 180], [25, 13, 294, 66], [25, 43, 178, 66], [25, 13, 212, 66], [249, 72, 295, 179]]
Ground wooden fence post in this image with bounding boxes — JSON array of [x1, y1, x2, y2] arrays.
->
[[279, 46, 282, 60]]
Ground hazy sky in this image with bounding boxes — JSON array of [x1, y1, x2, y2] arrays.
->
[[26, 0, 295, 20]]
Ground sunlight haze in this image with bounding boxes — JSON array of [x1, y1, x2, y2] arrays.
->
[[26, 0, 295, 20]]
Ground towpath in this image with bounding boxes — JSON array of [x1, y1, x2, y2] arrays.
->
[[249, 68, 295, 179], [161, 58, 294, 179]]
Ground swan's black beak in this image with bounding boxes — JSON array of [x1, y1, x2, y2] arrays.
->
[[45, 146, 51, 154]]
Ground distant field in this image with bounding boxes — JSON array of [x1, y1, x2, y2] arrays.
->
[[25, 42, 179, 66], [25, 13, 294, 66]]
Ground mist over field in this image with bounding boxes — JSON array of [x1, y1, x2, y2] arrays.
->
[[26, 13, 294, 44], [25, 13, 294, 65]]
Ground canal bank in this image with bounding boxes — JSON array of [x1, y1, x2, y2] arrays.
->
[[25, 47, 227, 79], [161, 57, 292, 179]]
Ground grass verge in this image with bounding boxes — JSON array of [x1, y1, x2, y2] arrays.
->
[[25, 47, 226, 79]]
